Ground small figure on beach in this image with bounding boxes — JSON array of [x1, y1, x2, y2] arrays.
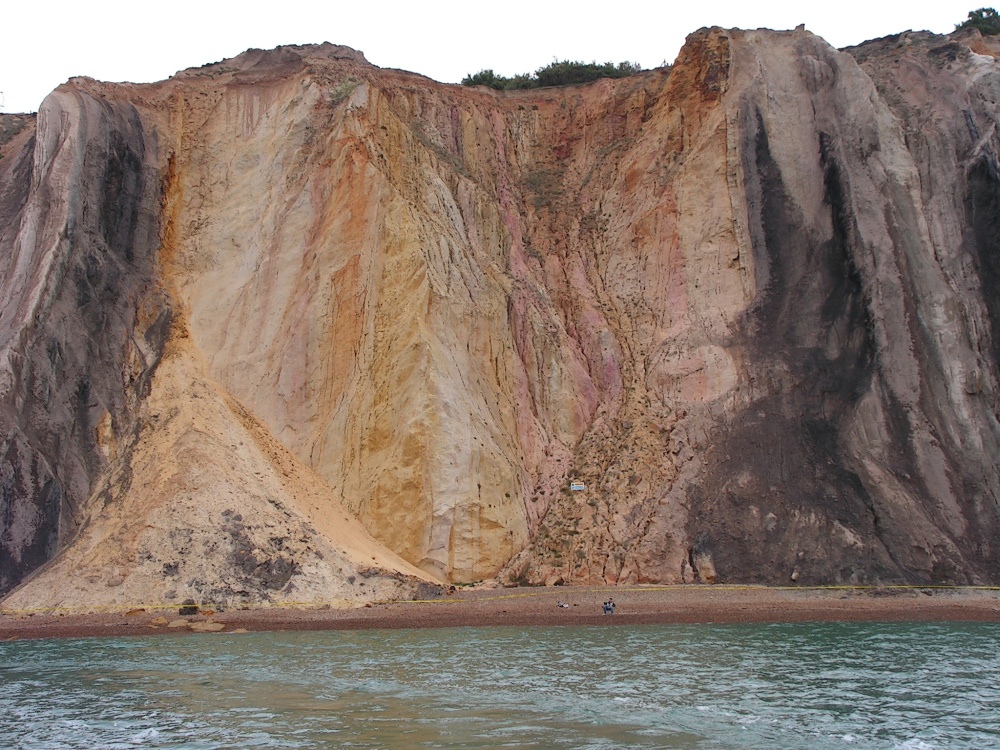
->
[[557, 600, 570, 608]]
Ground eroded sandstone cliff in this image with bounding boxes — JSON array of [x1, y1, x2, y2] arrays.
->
[[1, 26, 998, 608]]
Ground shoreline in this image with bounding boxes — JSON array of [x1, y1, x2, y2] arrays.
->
[[2, 585, 999, 642]]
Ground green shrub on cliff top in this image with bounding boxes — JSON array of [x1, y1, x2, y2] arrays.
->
[[462, 69, 506, 89], [462, 59, 642, 90], [534, 60, 641, 87], [957, 8, 1000, 35]]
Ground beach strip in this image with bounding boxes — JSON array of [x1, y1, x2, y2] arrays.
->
[[2, 585, 998, 641]]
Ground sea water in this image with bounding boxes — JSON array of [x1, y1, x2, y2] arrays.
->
[[1, 622, 997, 749]]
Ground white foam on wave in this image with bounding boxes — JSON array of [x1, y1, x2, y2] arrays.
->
[[895, 739, 936, 750], [129, 727, 160, 744], [695, 705, 739, 718]]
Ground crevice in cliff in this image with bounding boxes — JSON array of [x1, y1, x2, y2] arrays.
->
[[966, 155, 1000, 380]]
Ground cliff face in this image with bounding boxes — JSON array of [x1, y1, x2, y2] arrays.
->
[[1, 26, 999, 607]]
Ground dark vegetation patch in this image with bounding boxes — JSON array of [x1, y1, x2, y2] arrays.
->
[[956, 7, 1000, 35], [462, 60, 642, 90]]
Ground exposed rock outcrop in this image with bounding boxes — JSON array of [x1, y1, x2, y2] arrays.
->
[[1, 27, 999, 607]]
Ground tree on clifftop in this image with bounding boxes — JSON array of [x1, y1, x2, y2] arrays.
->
[[957, 8, 1000, 35]]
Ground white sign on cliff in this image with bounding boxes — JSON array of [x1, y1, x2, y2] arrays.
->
[[570, 481, 585, 491]]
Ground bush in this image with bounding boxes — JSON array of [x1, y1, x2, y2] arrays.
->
[[957, 7, 1000, 35], [462, 59, 642, 90], [461, 69, 506, 89], [534, 60, 641, 87]]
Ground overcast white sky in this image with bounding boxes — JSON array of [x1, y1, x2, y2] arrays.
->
[[1, 1, 965, 113]]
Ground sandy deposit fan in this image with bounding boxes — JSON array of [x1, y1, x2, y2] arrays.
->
[[0, 74, 439, 609], [2, 339, 439, 610]]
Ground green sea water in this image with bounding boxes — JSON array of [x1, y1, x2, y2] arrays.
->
[[1, 622, 997, 749]]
